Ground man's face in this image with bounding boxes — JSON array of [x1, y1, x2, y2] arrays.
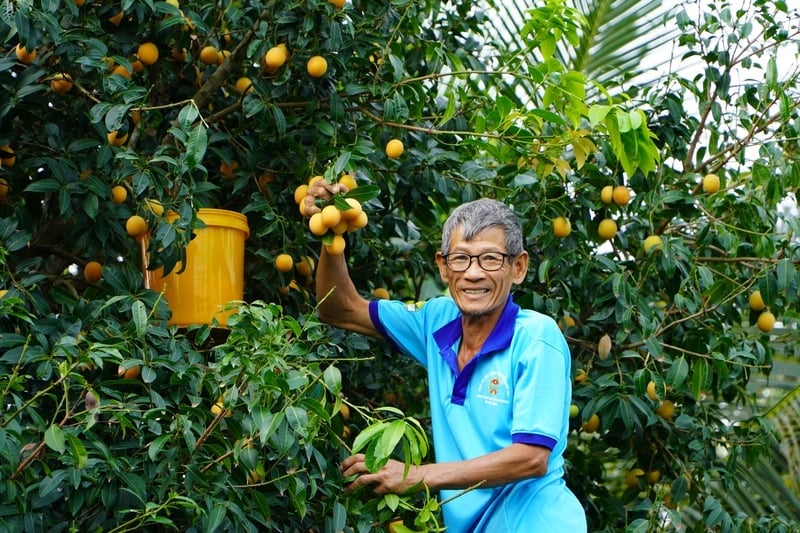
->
[[435, 226, 528, 320]]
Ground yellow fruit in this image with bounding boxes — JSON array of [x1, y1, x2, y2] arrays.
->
[[385, 138, 404, 159], [597, 218, 617, 240], [50, 73, 73, 94], [339, 403, 351, 421], [388, 520, 404, 533], [569, 404, 580, 418], [111, 185, 128, 204], [643, 235, 663, 252], [220, 160, 239, 180], [702, 173, 720, 193], [338, 172, 357, 190], [373, 287, 390, 300], [125, 215, 148, 237], [331, 218, 349, 235], [107, 130, 128, 146], [626, 468, 645, 488], [558, 315, 576, 330], [118, 364, 140, 380], [346, 211, 368, 231], [216, 50, 231, 65], [210, 397, 231, 417], [295, 256, 314, 277], [73, 0, 86, 6], [306, 55, 328, 78], [581, 413, 600, 433], [552, 216, 571, 238], [171, 47, 187, 62], [275, 253, 294, 273], [294, 184, 309, 205], [748, 290, 765, 311], [0, 145, 14, 167], [341, 198, 363, 220], [308, 213, 328, 236], [321, 204, 342, 228], [574, 368, 587, 383], [108, 10, 124, 25], [84, 261, 103, 283], [145, 199, 164, 216], [137, 42, 159, 65], [646, 470, 662, 485], [646, 380, 659, 401], [234, 77, 253, 94], [612, 185, 630, 206], [597, 333, 612, 360], [199, 45, 219, 65], [656, 400, 675, 421], [15, 44, 37, 64], [0, 177, 9, 198], [756, 311, 776, 333], [264, 44, 288, 71], [325, 234, 346, 255], [329, 0, 345, 7], [130, 60, 144, 74], [600, 185, 614, 204], [111, 65, 132, 79]]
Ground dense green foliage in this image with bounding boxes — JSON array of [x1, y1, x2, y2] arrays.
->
[[1, 0, 798, 531]]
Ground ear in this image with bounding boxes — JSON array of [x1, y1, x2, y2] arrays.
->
[[511, 251, 529, 284], [435, 252, 450, 284]]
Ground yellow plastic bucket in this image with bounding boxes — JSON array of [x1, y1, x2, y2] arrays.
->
[[147, 208, 250, 327]]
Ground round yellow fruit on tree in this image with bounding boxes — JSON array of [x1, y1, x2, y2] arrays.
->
[[325, 234, 346, 255], [373, 287, 390, 300], [199, 45, 219, 65], [306, 55, 328, 77], [347, 211, 368, 231], [234, 77, 253, 94], [0, 177, 9, 198], [655, 399, 675, 421], [107, 130, 128, 146], [646, 380, 659, 401], [145, 199, 164, 216], [552, 216, 571, 238], [612, 185, 631, 206], [329, 0, 345, 7], [341, 198, 363, 220], [756, 310, 776, 333], [108, 10, 124, 25], [647, 470, 662, 485], [338, 172, 357, 190], [15, 44, 37, 64], [264, 44, 288, 71], [597, 218, 617, 240], [385, 138, 404, 159], [295, 256, 314, 277], [293, 184, 309, 205], [626, 468, 645, 488], [111, 65, 132, 79], [600, 185, 613, 204], [702, 173, 720, 193], [748, 290, 765, 311], [50, 73, 73, 94], [111, 185, 128, 204], [643, 235, 663, 253], [84, 261, 103, 283], [125, 215, 148, 237], [569, 404, 580, 418], [275, 253, 294, 273], [581, 413, 600, 433], [0, 145, 15, 167], [118, 364, 140, 380], [137, 42, 159, 65], [216, 50, 231, 65]]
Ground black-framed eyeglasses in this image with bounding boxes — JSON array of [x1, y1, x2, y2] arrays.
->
[[443, 252, 512, 272]]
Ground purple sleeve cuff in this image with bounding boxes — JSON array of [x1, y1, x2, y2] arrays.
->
[[512, 433, 557, 451]]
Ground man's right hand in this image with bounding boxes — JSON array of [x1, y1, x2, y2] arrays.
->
[[303, 180, 349, 217]]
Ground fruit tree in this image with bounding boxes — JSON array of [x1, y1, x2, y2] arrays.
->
[[1, 0, 799, 531]]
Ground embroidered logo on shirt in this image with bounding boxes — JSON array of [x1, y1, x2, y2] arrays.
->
[[404, 301, 425, 312], [476, 371, 510, 406]]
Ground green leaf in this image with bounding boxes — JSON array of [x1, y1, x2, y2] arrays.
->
[[65, 432, 88, 469], [691, 358, 710, 400], [351, 420, 389, 455], [132, 300, 147, 337], [667, 356, 690, 389], [44, 424, 66, 453], [323, 364, 342, 394]]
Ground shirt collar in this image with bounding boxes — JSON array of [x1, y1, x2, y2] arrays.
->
[[433, 295, 520, 355]]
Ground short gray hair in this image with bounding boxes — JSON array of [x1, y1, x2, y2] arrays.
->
[[440, 199, 524, 256]]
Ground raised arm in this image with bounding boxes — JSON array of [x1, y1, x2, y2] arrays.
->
[[305, 181, 378, 337]]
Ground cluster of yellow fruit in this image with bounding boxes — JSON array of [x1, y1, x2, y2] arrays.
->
[[293, 174, 367, 256], [596, 184, 631, 241], [625, 467, 661, 489], [749, 290, 776, 333]]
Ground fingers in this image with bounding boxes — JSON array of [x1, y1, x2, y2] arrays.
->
[[303, 181, 348, 216]]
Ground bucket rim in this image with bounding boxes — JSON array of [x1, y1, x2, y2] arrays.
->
[[167, 208, 250, 239]]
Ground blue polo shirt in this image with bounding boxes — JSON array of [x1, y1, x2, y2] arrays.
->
[[369, 295, 586, 532]]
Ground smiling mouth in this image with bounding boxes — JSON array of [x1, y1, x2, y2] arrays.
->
[[463, 288, 489, 295]]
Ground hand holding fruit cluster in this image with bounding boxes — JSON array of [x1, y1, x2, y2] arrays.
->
[[293, 176, 369, 256]]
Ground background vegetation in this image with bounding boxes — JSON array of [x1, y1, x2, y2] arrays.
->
[[1, 0, 798, 531]]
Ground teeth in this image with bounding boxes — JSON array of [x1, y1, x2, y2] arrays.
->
[[464, 289, 486, 294]]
